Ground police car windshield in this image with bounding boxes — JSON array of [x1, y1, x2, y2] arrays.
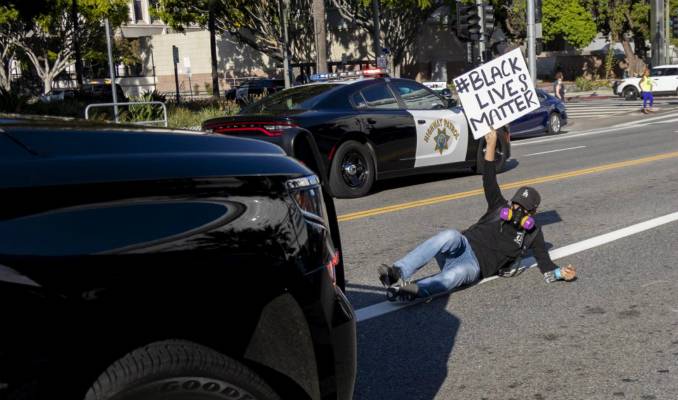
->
[[243, 84, 339, 113]]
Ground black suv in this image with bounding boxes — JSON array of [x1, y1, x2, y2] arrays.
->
[[0, 116, 355, 400], [225, 79, 285, 104]]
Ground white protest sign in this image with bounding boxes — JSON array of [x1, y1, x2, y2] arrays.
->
[[453, 48, 539, 139]]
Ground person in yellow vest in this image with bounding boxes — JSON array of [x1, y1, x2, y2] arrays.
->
[[640, 68, 654, 114]]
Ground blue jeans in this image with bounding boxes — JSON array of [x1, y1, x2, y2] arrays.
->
[[642, 91, 654, 108], [394, 229, 480, 297]]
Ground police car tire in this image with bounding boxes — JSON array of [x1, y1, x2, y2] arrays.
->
[[84, 340, 280, 400], [475, 131, 508, 174], [623, 87, 638, 101], [329, 140, 375, 198]]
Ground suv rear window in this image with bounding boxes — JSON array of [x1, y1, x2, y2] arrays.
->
[[242, 84, 338, 113]]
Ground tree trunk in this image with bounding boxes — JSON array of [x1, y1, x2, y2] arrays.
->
[[208, 0, 220, 98], [44, 75, 52, 95], [312, 0, 328, 73], [621, 37, 643, 76]]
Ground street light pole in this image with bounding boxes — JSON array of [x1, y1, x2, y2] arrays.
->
[[104, 18, 119, 123], [526, 0, 537, 83]]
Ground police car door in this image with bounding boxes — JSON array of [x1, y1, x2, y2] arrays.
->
[[390, 80, 468, 168]]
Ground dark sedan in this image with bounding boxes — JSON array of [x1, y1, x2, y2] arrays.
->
[[508, 88, 567, 138]]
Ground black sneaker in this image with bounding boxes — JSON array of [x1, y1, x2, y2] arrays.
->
[[378, 264, 402, 287], [386, 283, 419, 302]]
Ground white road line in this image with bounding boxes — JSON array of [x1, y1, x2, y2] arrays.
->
[[354, 211, 678, 323], [524, 146, 586, 157], [512, 113, 678, 147]]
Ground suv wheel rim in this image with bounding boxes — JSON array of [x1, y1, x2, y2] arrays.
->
[[341, 151, 367, 188], [550, 114, 560, 132]]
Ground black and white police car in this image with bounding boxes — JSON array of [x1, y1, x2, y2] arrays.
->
[[203, 69, 510, 198]]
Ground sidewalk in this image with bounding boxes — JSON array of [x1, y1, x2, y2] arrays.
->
[[536, 82, 616, 100]]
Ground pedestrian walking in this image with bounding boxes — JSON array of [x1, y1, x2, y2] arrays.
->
[[378, 128, 576, 301], [640, 68, 654, 114], [553, 72, 565, 102]]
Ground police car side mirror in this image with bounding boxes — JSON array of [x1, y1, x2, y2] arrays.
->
[[447, 98, 457, 108]]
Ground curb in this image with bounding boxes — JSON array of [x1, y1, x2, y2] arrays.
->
[[566, 95, 616, 102]]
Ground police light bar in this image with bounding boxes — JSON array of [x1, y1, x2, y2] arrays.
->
[[309, 68, 389, 82]]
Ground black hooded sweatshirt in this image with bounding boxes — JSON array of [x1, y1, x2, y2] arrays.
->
[[463, 159, 558, 278]]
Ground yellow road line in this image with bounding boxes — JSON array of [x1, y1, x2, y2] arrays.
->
[[338, 151, 678, 222]]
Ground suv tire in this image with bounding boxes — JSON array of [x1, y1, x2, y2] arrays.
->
[[85, 340, 280, 400], [623, 86, 639, 100], [329, 140, 375, 198]]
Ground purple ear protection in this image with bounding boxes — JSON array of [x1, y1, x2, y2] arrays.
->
[[500, 207, 535, 230]]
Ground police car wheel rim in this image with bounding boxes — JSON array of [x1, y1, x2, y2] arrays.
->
[[341, 152, 367, 188], [550, 114, 560, 132]]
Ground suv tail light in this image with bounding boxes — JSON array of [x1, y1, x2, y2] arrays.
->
[[207, 121, 298, 137], [286, 175, 327, 223], [326, 250, 340, 286]]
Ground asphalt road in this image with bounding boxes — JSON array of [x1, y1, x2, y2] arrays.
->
[[336, 109, 678, 399]]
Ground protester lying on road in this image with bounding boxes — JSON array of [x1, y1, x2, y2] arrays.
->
[[378, 128, 576, 301]]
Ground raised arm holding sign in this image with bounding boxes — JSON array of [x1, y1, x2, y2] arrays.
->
[[454, 48, 539, 139]]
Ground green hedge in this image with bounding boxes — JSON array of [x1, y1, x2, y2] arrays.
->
[[0, 88, 240, 130]]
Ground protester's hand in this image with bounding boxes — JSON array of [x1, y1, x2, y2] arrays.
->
[[484, 127, 497, 162], [560, 264, 577, 281]]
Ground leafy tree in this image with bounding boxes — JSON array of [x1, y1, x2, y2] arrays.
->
[[582, 0, 649, 76], [542, 0, 597, 48], [0, 6, 22, 91], [331, 0, 438, 76], [5, 0, 128, 94], [502, 0, 596, 49]]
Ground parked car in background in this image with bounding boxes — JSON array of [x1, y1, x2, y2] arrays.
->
[[204, 70, 510, 198], [0, 115, 355, 400], [508, 88, 568, 138], [613, 65, 678, 100], [225, 79, 285, 105], [38, 81, 127, 103]]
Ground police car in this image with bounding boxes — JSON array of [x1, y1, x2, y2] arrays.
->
[[203, 69, 510, 198]]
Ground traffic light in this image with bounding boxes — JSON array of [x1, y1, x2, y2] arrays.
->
[[457, 4, 481, 42], [483, 4, 495, 37], [672, 15, 678, 38]]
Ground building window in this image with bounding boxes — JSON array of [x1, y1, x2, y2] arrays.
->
[[133, 0, 143, 22]]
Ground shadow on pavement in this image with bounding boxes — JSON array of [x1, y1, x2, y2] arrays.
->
[[349, 290, 461, 400], [370, 159, 520, 195]]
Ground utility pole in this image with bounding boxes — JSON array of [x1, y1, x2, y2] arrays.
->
[[372, 0, 381, 61], [477, 0, 484, 62], [208, 0, 220, 97], [104, 19, 119, 123], [651, 0, 666, 66], [279, 0, 291, 88], [665, 0, 671, 65], [312, 0, 328, 74], [526, 0, 537, 83]]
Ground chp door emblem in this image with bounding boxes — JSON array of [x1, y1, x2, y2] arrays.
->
[[424, 119, 460, 155]]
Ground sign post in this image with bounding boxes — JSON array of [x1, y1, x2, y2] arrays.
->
[[172, 45, 180, 103], [453, 48, 539, 139]]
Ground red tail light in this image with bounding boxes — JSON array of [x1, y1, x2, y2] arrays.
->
[[208, 121, 298, 137]]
